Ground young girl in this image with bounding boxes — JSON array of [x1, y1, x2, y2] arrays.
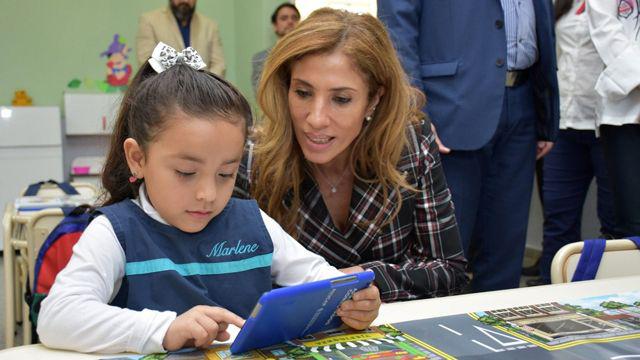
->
[[37, 43, 380, 354]]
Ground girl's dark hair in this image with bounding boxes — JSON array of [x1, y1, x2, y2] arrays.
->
[[101, 63, 252, 206], [554, 0, 574, 21]]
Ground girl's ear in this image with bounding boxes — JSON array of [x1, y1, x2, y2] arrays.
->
[[123, 138, 146, 179]]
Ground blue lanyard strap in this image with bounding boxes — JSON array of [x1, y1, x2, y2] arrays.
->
[[24, 180, 79, 196], [571, 238, 606, 282], [629, 236, 640, 249], [571, 237, 640, 282]]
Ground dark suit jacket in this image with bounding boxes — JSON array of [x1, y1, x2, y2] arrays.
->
[[378, 0, 560, 150]]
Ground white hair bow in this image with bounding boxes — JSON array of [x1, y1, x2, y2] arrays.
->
[[148, 42, 207, 73]]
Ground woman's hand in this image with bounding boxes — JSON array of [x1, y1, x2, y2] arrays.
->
[[536, 141, 554, 159], [340, 265, 366, 274], [163, 306, 245, 351], [337, 284, 381, 330], [431, 123, 451, 154]]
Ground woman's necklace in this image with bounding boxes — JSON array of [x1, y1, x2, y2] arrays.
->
[[316, 165, 349, 194]]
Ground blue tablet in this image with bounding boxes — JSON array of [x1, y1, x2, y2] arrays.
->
[[230, 271, 375, 354]]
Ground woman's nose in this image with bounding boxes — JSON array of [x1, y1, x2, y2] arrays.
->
[[307, 99, 330, 128]]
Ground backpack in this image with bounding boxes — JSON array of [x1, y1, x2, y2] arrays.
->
[[25, 205, 93, 333]]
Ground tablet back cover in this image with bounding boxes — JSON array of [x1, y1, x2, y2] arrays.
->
[[230, 271, 374, 354]]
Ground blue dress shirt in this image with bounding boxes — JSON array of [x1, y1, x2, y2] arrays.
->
[[501, 0, 538, 69]]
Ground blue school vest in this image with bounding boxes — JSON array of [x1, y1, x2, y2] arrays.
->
[[97, 198, 273, 318]]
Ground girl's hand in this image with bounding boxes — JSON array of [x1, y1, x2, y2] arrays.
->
[[163, 306, 245, 351], [336, 284, 381, 330]]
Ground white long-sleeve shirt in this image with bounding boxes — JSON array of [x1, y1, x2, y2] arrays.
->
[[556, 0, 604, 130], [38, 185, 343, 354], [587, 0, 640, 126]]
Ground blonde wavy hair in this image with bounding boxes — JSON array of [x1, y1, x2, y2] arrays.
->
[[252, 7, 426, 235]]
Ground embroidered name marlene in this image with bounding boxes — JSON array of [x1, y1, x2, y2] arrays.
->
[[206, 240, 259, 258]]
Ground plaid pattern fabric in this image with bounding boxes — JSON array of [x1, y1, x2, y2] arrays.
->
[[234, 122, 468, 302]]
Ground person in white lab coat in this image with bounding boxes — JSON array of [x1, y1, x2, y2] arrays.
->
[[532, 0, 616, 287], [587, 0, 640, 238]]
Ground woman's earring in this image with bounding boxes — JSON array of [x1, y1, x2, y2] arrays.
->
[[365, 106, 377, 122], [129, 172, 137, 183]]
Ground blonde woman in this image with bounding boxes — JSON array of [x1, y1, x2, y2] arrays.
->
[[234, 8, 468, 302]]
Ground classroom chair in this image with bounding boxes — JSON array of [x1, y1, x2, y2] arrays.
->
[[550, 238, 640, 284], [22, 208, 71, 344], [3, 181, 97, 346]]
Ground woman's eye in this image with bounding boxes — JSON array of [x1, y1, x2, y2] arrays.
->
[[176, 170, 195, 177], [295, 89, 311, 98], [218, 172, 235, 179], [333, 96, 352, 105]]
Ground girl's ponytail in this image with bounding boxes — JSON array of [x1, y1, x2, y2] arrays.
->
[[100, 63, 155, 205]]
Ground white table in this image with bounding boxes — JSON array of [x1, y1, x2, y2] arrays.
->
[[375, 274, 640, 324], [1, 275, 638, 359]]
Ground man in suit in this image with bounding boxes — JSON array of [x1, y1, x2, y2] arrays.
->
[[251, 3, 300, 95], [136, 0, 226, 76], [378, 0, 559, 292]]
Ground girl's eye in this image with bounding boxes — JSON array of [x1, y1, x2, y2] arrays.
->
[[176, 170, 195, 177], [218, 172, 235, 179], [295, 89, 311, 98], [333, 96, 352, 105]]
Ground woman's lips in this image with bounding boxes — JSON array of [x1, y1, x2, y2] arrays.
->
[[304, 133, 335, 150]]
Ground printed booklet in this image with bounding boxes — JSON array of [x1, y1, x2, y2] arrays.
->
[[104, 291, 640, 360]]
